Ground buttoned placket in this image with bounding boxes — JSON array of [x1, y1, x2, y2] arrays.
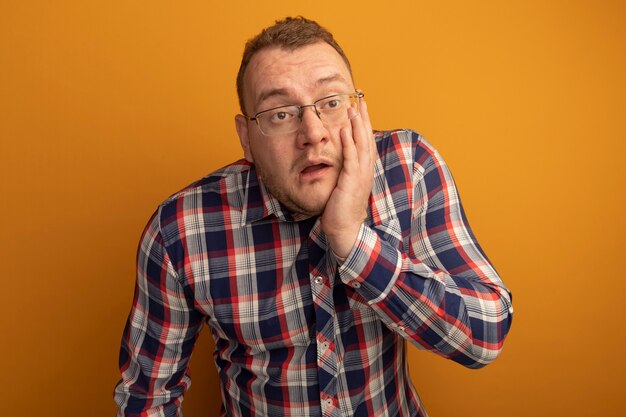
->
[[310, 271, 340, 417], [306, 215, 346, 415]]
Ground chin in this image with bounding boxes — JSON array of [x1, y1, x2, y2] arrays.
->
[[263, 173, 335, 217], [287, 197, 326, 217], [288, 189, 332, 217], [305, 186, 335, 209]]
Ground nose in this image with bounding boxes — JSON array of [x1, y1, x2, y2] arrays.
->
[[296, 106, 328, 148]]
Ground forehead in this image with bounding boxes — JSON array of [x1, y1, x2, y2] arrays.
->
[[243, 42, 354, 111]]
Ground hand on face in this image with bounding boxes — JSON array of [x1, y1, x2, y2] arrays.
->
[[320, 97, 375, 259], [236, 42, 375, 244]]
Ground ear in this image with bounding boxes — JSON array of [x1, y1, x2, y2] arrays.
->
[[235, 114, 254, 162]]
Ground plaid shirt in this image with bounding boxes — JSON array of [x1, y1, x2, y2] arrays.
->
[[114, 129, 513, 417]]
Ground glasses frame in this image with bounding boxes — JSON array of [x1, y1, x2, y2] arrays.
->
[[244, 90, 365, 136]]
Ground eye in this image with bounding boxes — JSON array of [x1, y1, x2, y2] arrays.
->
[[272, 112, 288, 121], [319, 96, 344, 111], [268, 107, 297, 123]]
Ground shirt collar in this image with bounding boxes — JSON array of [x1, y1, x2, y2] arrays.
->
[[241, 165, 313, 225]]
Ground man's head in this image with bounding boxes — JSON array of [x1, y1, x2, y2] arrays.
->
[[234, 17, 360, 217], [236, 16, 353, 115]]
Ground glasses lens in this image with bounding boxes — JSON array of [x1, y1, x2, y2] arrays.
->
[[255, 93, 362, 136], [257, 105, 300, 136], [317, 94, 360, 124]]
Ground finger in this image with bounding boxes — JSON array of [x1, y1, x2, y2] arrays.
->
[[361, 98, 377, 162], [349, 101, 374, 170], [359, 97, 373, 135], [358, 98, 377, 166], [340, 125, 358, 171], [349, 106, 369, 154]]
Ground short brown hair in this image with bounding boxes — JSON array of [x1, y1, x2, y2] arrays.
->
[[236, 16, 352, 114]]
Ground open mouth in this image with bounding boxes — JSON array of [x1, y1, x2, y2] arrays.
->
[[301, 163, 329, 174]]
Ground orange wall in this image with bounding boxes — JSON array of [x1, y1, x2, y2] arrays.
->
[[2, 1, 625, 416]]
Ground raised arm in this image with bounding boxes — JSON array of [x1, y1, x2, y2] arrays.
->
[[337, 130, 513, 368]]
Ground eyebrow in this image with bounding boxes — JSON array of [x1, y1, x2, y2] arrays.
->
[[255, 88, 290, 109], [315, 73, 348, 86], [254, 73, 350, 110]]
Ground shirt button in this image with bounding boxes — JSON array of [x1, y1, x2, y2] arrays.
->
[[314, 276, 324, 285], [351, 281, 361, 288]]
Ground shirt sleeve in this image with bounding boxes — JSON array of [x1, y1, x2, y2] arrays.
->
[[114, 208, 205, 416], [337, 131, 513, 368]]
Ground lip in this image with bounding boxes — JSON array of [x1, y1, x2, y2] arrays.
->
[[298, 158, 334, 182]]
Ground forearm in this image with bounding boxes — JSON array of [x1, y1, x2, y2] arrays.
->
[[338, 224, 512, 367], [114, 210, 204, 415], [336, 128, 513, 365], [114, 310, 200, 416]]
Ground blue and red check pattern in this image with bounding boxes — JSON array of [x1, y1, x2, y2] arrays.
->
[[114, 129, 513, 417]]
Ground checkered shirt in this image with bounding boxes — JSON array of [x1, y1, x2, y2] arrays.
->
[[114, 129, 513, 416]]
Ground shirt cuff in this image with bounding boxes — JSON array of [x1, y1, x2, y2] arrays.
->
[[330, 248, 347, 264], [337, 224, 403, 304]]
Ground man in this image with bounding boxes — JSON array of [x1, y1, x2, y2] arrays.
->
[[114, 16, 513, 417]]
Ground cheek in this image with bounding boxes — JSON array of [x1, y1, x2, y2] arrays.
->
[[327, 125, 347, 147], [253, 145, 294, 177]]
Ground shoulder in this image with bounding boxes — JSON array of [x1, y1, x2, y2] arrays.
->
[[164, 159, 252, 203], [374, 128, 441, 167], [153, 159, 253, 230]]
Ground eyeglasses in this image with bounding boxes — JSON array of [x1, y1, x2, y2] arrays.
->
[[244, 91, 365, 136]]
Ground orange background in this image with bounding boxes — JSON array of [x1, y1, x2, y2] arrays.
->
[[2, 1, 625, 416]]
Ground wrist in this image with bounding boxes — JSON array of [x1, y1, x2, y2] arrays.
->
[[326, 223, 362, 260]]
